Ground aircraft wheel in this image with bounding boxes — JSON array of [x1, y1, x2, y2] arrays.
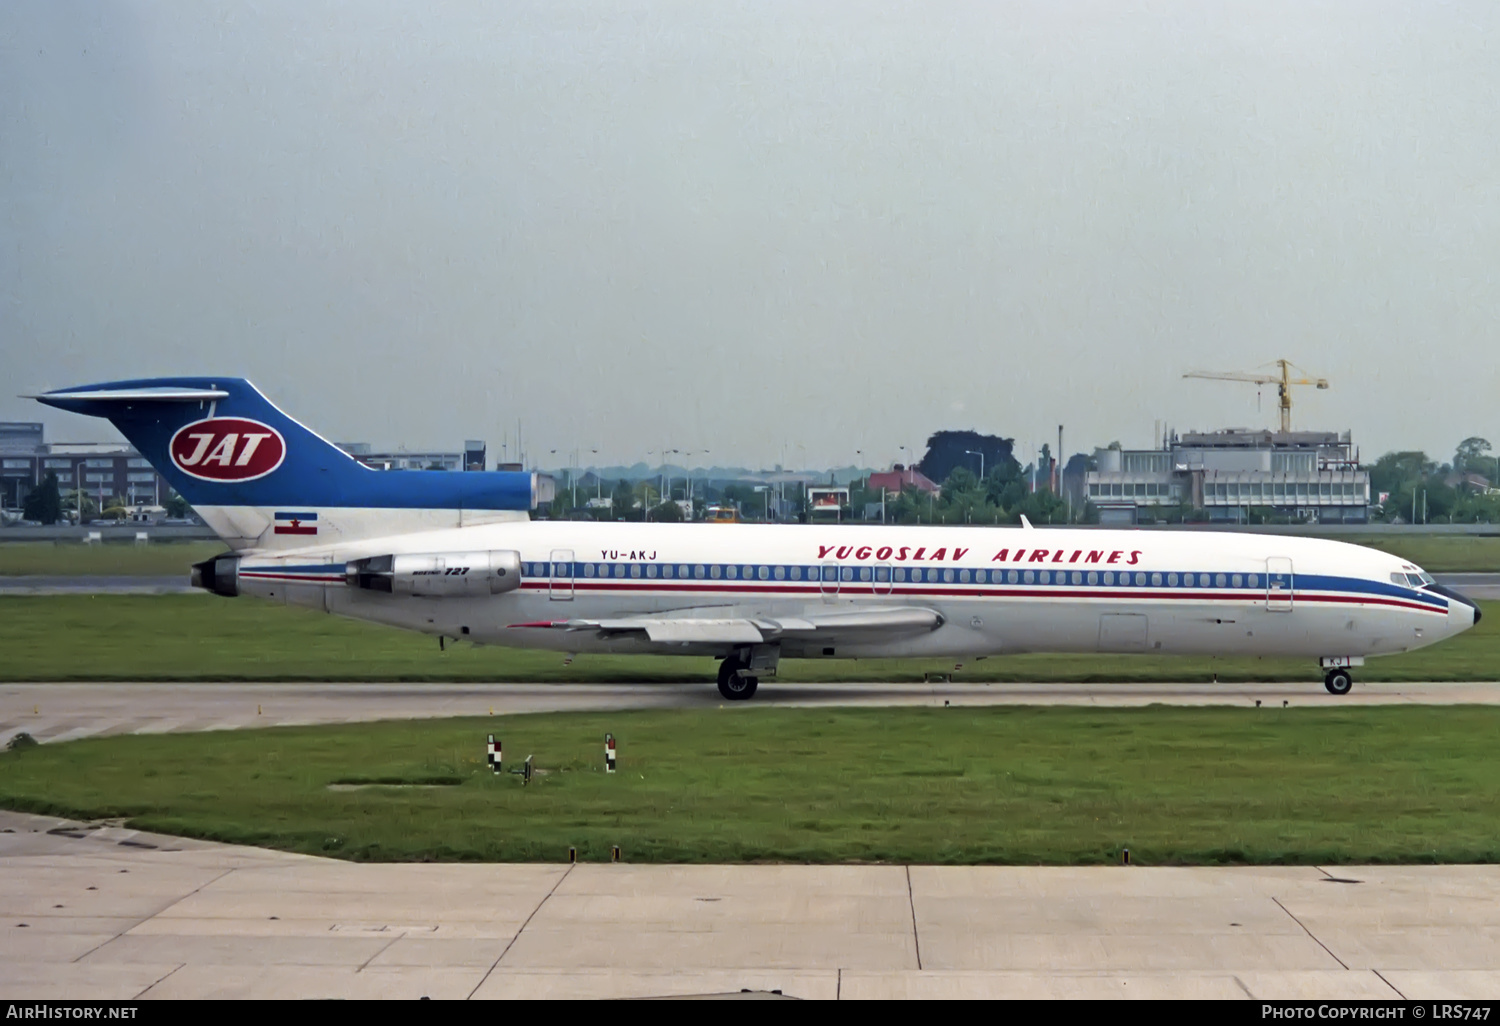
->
[[1324, 669, 1353, 696], [717, 658, 759, 701]]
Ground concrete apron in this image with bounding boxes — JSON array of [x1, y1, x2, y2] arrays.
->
[[2, 811, 1498, 1000]]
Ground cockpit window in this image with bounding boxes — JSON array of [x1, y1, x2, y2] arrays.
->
[[1393, 571, 1435, 588], [1391, 572, 1407, 586]]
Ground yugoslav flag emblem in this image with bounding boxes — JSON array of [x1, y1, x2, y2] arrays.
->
[[169, 418, 286, 482], [274, 511, 318, 536]]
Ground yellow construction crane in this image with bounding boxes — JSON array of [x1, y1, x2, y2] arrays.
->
[[1182, 359, 1329, 433]]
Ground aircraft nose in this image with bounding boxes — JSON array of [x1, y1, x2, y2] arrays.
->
[[1427, 583, 1481, 627]]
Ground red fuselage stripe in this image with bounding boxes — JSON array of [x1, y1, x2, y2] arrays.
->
[[513, 580, 1447, 615]]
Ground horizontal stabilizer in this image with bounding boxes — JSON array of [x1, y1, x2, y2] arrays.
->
[[27, 386, 230, 404]]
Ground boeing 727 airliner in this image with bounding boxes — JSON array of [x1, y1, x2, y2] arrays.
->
[[32, 378, 1481, 700]]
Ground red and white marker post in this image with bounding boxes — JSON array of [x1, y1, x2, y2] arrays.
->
[[605, 733, 616, 774]]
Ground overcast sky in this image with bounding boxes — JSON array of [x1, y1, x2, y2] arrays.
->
[[3, 1, 1498, 470]]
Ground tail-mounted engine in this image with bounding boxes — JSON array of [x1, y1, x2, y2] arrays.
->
[[345, 550, 522, 597], [191, 554, 240, 597]]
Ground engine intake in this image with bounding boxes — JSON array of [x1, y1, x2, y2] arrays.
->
[[346, 550, 522, 597]]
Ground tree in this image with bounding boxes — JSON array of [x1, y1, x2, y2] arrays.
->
[[163, 494, 191, 518], [1369, 451, 1434, 497], [610, 479, 636, 520], [650, 500, 684, 522], [23, 472, 61, 525], [721, 483, 760, 511], [915, 430, 1021, 486], [1455, 437, 1497, 481]]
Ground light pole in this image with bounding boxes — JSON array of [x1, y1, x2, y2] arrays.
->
[[75, 458, 87, 525], [965, 449, 984, 481], [679, 449, 709, 507]]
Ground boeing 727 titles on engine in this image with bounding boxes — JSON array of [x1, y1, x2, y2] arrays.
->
[[31, 378, 1480, 699]]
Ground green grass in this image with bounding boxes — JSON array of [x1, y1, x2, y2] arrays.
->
[[0, 541, 223, 577], [1321, 534, 1500, 572], [3, 707, 1499, 864], [1, 594, 1495, 683]]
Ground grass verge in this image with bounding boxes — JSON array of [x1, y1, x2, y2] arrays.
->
[[1, 594, 1495, 683], [3, 707, 1498, 864], [0, 541, 223, 577]]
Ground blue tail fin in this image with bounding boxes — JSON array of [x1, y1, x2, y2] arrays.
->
[[33, 377, 537, 550]]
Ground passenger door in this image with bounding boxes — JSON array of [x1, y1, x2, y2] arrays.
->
[[1266, 557, 1293, 612]]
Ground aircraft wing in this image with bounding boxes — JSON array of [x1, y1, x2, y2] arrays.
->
[[509, 606, 943, 645]]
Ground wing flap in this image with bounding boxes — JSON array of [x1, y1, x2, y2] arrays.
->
[[510, 606, 941, 644], [769, 607, 943, 635], [642, 619, 765, 643]]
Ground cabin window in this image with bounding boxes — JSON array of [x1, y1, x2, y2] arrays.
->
[[959, 569, 970, 583], [1087, 571, 1098, 585], [1039, 570, 1051, 585], [1023, 570, 1035, 584], [773, 566, 784, 580], [726, 566, 738, 579], [943, 569, 954, 583], [1246, 574, 1258, 588], [758, 566, 770, 580], [1007, 570, 1019, 584], [842, 566, 855, 582], [1231, 574, 1243, 588], [629, 564, 641, 578], [662, 565, 674, 579], [646, 565, 658, 578], [876, 566, 890, 582], [1134, 573, 1147, 586], [693, 565, 705, 579], [1216, 573, 1227, 588], [743, 566, 754, 580], [584, 563, 596, 577], [1151, 573, 1162, 586], [709, 565, 721, 579], [790, 566, 801, 580], [1167, 573, 1178, 587]]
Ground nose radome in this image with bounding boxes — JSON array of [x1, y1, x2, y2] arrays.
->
[[1427, 583, 1481, 627]]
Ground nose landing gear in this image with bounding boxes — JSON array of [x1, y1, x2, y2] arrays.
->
[[1323, 668, 1353, 695]]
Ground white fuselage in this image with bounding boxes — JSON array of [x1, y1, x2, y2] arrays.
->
[[230, 520, 1476, 664]]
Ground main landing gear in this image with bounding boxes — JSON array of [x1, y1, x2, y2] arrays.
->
[[717, 656, 758, 701], [1323, 668, 1354, 695]]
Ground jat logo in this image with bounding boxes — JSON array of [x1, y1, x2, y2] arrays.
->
[[169, 418, 286, 482]]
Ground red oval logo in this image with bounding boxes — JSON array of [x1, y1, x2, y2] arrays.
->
[[169, 418, 286, 482]]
